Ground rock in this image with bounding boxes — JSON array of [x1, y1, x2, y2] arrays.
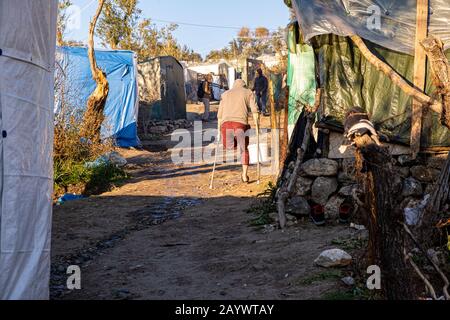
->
[[397, 155, 416, 166], [427, 249, 440, 266], [350, 223, 366, 231], [394, 166, 410, 178], [314, 249, 352, 268], [402, 177, 423, 197], [341, 158, 356, 173], [341, 276, 355, 286], [295, 177, 313, 196], [114, 289, 131, 300], [288, 196, 311, 216], [338, 184, 357, 197], [338, 171, 356, 185], [301, 159, 339, 177], [324, 195, 345, 221], [411, 166, 440, 183], [149, 125, 168, 134], [311, 177, 338, 205], [427, 155, 447, 170]]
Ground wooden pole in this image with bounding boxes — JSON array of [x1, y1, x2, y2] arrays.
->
[[280, 85, 290, 171], [411, 0, 430, 158], [269, 78, 280, 176]]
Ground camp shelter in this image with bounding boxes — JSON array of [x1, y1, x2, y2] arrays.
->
[[188, 61, 236, 101], [285, 0, 450, 155], [231, 58, 264, 92], [181, 61, 200, 103], [0, 0, 57, 299], [188, 60, 235, 89], [138, 56, 187, 121], [56, 47, 140, 148]]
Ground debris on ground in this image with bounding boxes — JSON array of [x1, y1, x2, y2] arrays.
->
[[314, 249, 352, 268], [341, 276, 355, 286], [57, 194, 85, 205], [85, 151, 128, 169]]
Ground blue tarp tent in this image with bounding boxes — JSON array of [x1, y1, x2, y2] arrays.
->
[[56, 47, 140, 147]]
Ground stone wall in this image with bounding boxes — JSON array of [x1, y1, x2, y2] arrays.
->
[[286, 153, 449, 223]]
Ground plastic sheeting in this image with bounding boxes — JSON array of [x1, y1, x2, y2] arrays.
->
[[0, 0, 57, 299], [291, 0, 450, 55], [57, 47, 140, 147], [286, 24, 317, 138], [314, 34, 450, 147]]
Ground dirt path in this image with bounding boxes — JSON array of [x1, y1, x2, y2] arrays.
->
[[51, 112, 362, 300]]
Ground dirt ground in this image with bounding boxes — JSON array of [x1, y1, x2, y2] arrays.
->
[[50, 105, 364, 300]]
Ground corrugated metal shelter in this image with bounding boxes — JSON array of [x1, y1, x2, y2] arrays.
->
[[138, 56, 186, 121]]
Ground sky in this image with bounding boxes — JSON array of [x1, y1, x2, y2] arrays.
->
[[67, 0, 291, 57]]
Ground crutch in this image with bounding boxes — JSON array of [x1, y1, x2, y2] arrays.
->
[[209, 135, 221, 189], [256, 122, 261, 185]]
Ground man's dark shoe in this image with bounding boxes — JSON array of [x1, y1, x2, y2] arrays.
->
[[310, 204, 325, 226]]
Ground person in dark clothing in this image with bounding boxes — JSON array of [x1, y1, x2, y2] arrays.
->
[[253, 68, 269, 116]]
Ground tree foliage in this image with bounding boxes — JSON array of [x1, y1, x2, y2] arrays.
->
[[206, 26, 286, 62], [57, 0, 73, 46], [96, 0, 202, 62]]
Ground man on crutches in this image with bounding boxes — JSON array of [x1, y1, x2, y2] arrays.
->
[[212, 79, 259, 186]]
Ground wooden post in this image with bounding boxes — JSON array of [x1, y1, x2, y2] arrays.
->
[[280, 86, 290, 171], [269, 78, 280, 176], [411, 0, 430, 158]]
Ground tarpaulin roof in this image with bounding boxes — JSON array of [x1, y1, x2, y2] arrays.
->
[[286, 24, 450, 148], [289, 0, 450, 55], [57, 47, 140, 147], [0, 0, 57, 300]]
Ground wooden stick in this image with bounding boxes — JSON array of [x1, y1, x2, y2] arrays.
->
[[350, 35, 442, 115], [410, 0, 429, 158], [421, 36, 450, 129], [280, 85, 290, 171], [403, 223, 450, 299], [269, 78, 280, 176], [276, 90, 321, 229], [405, 250, 438, 300]]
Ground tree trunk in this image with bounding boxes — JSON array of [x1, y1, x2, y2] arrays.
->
[[421, 36, 450, 129], [80, 0, 109, 142], [353, 135, 415, 300]]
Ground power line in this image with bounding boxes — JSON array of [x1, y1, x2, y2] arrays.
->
[[151, 18, 280, 32]]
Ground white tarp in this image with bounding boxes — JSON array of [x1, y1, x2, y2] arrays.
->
[[0, 0, 57, 299], [291, 0, 450, 55]]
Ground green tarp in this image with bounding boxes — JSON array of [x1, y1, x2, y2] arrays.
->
[[287, 24, 316, 126], [286, 24, 450, 148], [313, 34, 449, 147]]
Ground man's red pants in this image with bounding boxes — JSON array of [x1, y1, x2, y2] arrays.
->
[[221, 121, 250, 165]]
